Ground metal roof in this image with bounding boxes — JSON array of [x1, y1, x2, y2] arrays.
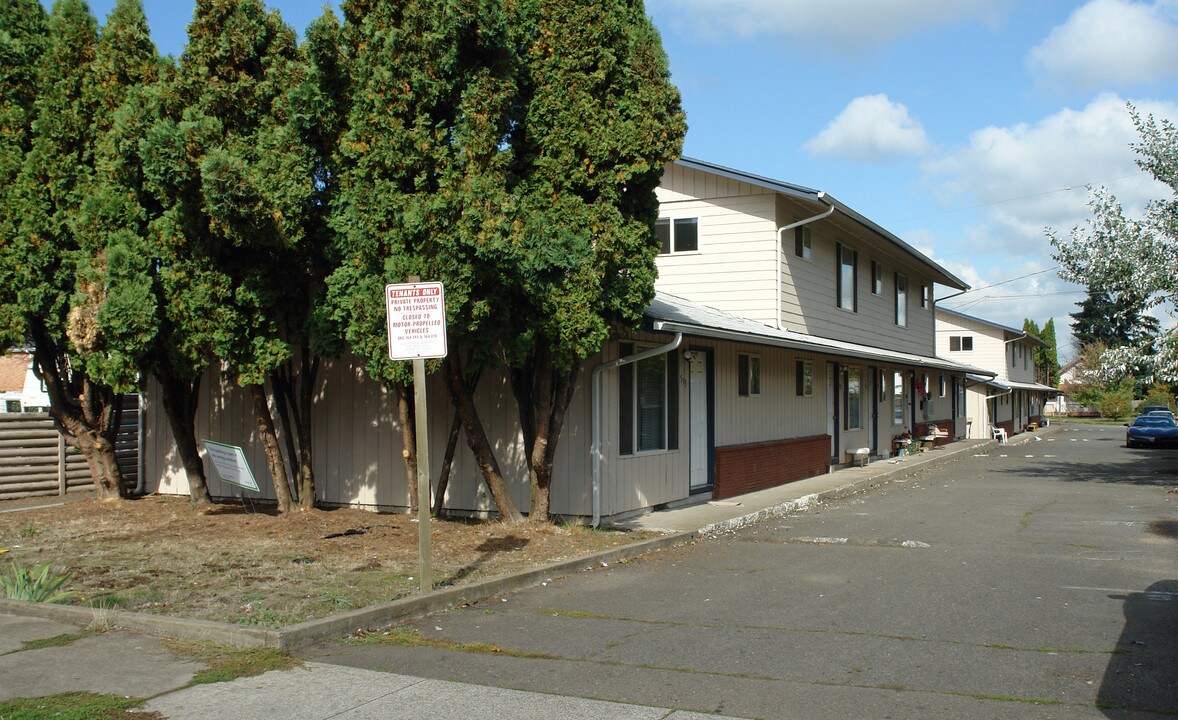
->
[[646, 292, 994, 377], [965, 373, 1058, 394], [674, 157, 969, 291]]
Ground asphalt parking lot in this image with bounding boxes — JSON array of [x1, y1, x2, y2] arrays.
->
[[303, 423, 1177, 719]]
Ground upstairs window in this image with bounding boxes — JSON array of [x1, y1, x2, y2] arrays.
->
[[949, 336, 974, 352], [871, 260, 882, 295], [837, 244, 858, 312], [657, 217, 699, 254], [794, 226, 812, 260], [920, 284, 929, 308], [895, 274, 908, 327]]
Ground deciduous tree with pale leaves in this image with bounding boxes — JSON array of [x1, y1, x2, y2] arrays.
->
[[1050, 105, 1178, 383]]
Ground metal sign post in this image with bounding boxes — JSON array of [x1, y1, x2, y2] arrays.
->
[[386, 281, 447, 594]]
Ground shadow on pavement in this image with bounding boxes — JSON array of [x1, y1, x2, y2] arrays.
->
[[988, 453, 1178, 487], [1098, 579, 1178, 717]]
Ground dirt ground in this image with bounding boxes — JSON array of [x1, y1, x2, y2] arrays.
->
[[0, 495, 655, 627]]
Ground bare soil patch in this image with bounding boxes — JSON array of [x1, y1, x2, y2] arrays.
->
[[0, 495, 654, 627]]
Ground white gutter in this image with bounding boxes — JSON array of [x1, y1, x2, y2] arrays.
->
[[775, 195, 834, 330], [590, 333, 683, 527]]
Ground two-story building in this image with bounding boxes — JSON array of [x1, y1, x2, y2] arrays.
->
[[142, 158, 991, 522], [935, 307, 1056, 440]]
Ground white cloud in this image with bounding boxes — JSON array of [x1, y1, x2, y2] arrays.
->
[[1028, 0, 1178, 91], [650, 0, 1002, 50], [804, 94, 930, 162], [921, 94, 1178, 352], [924, 93, 1173, 242]]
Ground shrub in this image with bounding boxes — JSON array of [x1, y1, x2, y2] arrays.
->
[[1, 562, 77, 603], [1099, 389, 1134, 420]]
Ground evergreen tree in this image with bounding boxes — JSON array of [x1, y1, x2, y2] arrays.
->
[[502, 0, 686, 520], [1040, 318, 1060, 387], [2, 0, 136, 498], [1069, 285, 1158, 349], [142, 0, 316, 512], [327, 0, 525, 521]]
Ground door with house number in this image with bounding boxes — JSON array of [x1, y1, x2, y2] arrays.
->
[[688, 350, 709, 493]]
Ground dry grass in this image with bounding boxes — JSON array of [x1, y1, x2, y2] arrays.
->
[[0, 495, 652, 628]]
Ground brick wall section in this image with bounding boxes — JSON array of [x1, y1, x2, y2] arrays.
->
[[713, 435, 830, 500]]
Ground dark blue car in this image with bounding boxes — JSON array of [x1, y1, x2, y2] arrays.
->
[[1125, 414, 1178, 448]]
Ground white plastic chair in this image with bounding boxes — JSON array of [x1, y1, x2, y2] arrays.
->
[[990, 424, 1008, 444]]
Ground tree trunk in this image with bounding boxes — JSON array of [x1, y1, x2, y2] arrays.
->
[[29, 322, 127, 499], [271, 347, 319, 510], [247, 382, 293, 513], [432, 410, 463, 517], [156, 371, 212, 505], [443, 353, 524, 523], [295, 351, 318, 510], [394, 381, 419, 513], [511, 348, 580, 523]]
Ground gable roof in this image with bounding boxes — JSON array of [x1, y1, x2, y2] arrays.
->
[[936, 307, 1050, 348], [0, 354, 30, 393], [646, 292, 994, 377], [674, 157, 969, 291]]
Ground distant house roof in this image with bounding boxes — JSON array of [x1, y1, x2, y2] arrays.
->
[[674, 157, 969, 291], [936, 306, 1051, 348], [646, 292, 994, 377], [0, 354, 30, 393]]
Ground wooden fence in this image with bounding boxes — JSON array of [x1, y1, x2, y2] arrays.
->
[[0, 395, 140, 500]]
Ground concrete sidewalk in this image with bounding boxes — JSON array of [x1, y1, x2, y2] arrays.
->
[[0, 428, 1053, 718]]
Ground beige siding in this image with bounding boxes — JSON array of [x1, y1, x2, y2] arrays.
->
[[779, 195, 937, 356], [655, 166, 779, 326]]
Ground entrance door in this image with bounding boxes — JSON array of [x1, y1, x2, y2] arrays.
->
[[688, 350, 709, 493], [827, 362, 839, 462]]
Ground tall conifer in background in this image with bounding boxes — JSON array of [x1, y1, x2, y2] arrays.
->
[[2, 0, 133, 498]]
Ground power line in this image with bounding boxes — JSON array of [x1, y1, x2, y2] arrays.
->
[[887, 174, 1141, 226]]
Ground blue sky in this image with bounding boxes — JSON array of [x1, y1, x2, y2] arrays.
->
[[67, 0, 1178, 359]]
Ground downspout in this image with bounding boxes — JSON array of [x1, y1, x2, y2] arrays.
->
[[775, 195, 835, 330], [591, 332, 683, 527]]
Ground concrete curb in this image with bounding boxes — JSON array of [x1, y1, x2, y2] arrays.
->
[[1, 530, 697, 650]]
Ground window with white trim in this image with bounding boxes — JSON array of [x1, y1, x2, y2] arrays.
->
[[794, 226, 812, 260], [949, 336, 974, 352], [837, 244, 858, 312], [895, 274, 908, 327], [656, 217, 699, 255]]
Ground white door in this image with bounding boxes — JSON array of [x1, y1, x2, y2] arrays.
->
[[688, 352, 708, 492], [827, 362, 838, 460]]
